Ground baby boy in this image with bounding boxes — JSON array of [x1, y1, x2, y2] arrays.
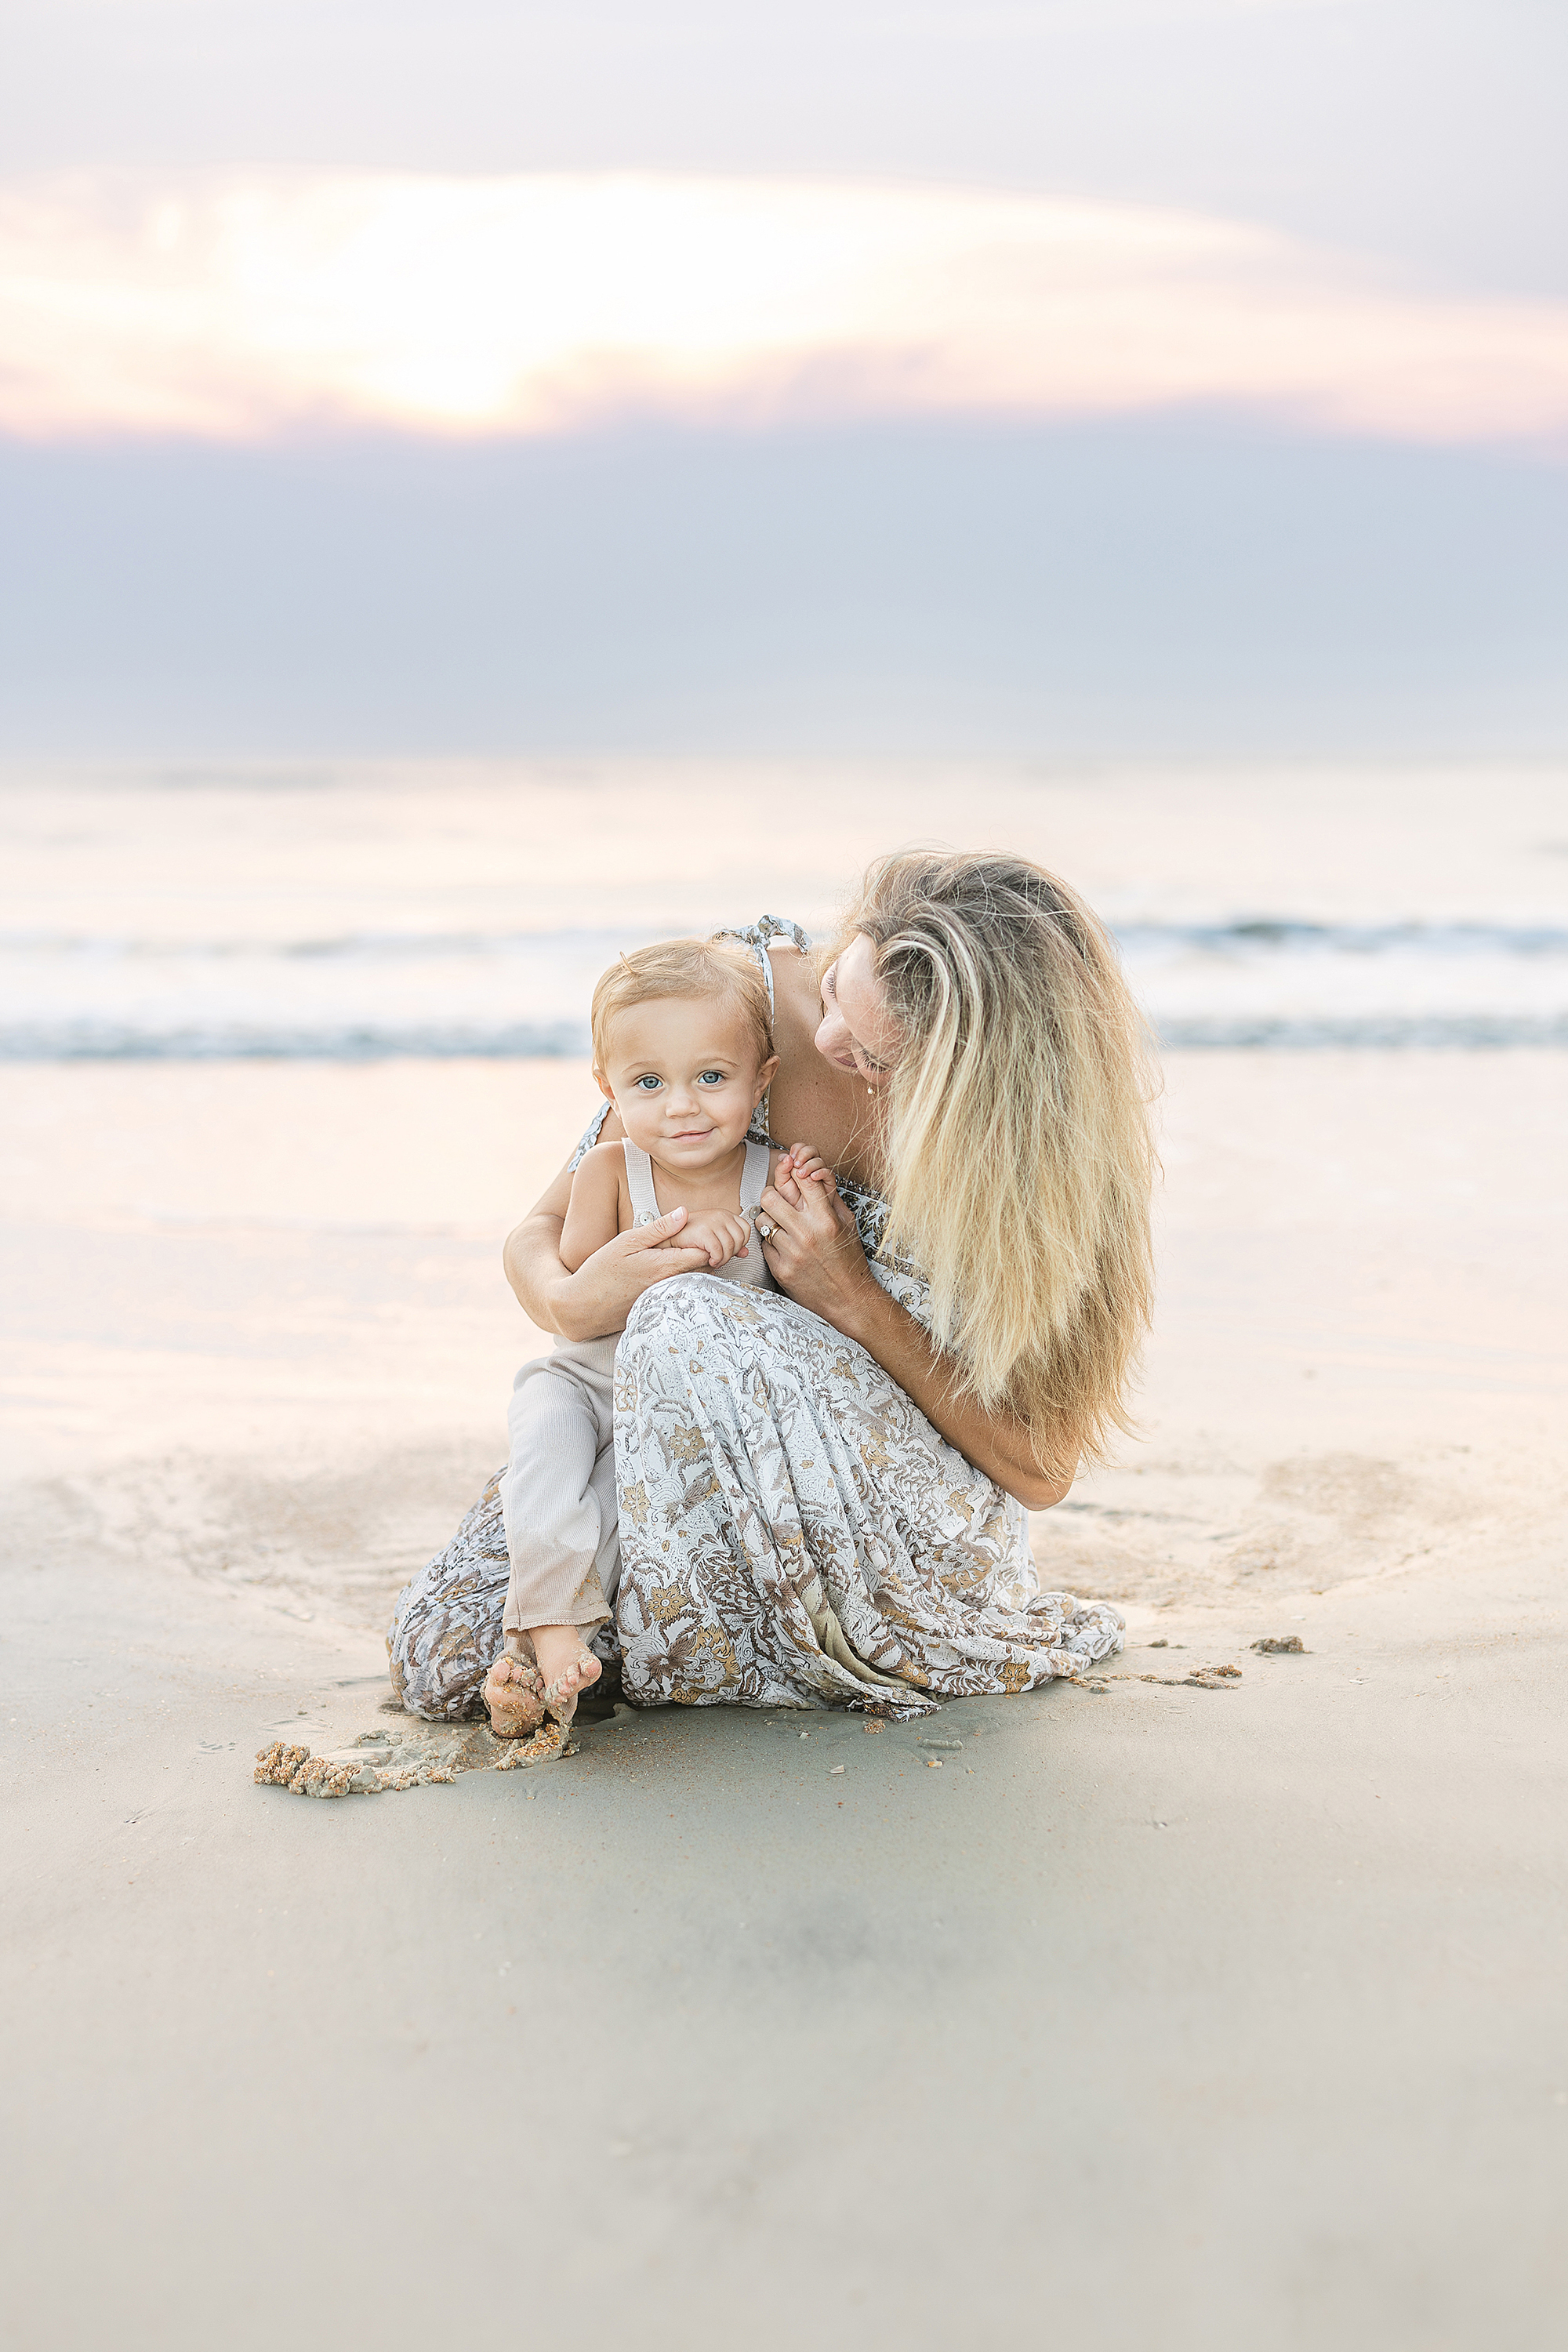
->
[[483, 936, 786, 1740]]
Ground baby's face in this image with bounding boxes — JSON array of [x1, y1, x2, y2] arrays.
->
[[598, 996, 776, 1171]]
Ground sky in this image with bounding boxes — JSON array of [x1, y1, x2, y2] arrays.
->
[[2, 0, 1565, 755]]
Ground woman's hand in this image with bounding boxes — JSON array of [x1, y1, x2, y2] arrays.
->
[[761, 1143, 1069, 1510], [532, 1208, 713, 1341], [757, 1149, 880, 1326]]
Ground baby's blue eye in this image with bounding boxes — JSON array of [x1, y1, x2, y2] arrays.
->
[[698, 1070, 725, 1086], [633, 1074, 662, 1091]]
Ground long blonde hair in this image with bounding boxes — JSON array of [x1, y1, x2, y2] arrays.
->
[[845, 850, 1157, 1483]]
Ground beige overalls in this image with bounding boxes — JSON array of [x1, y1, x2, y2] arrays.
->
[[499, 1134, 775, 1646]]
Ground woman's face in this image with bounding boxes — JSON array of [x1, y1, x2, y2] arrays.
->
[[815, 932, 902, 1088]]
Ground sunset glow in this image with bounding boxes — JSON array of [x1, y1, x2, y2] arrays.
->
[[5, 172, 1568, 446]]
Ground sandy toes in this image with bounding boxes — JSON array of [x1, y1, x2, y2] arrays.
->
[[529, 1624, 603, 1726], [484, 1652, 547, 1738]]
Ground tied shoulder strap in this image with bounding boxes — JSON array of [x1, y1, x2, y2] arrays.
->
[[710, 916, 812, 1147], [710, 915, 812, 1020]]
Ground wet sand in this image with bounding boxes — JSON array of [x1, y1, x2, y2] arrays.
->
[[3, 1051, 1566, 2347]]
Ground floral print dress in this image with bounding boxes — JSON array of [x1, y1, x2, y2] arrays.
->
[[386, 918, 1123, 1722]]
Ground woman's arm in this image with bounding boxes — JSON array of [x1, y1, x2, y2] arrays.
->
[[757, 1156, 1074, 1512], [504, 1149, 712, 1341]]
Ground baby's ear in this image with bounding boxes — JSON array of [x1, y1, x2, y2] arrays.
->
[[591, 1065, 613, 1102], [754, 1054, 780, 1099]]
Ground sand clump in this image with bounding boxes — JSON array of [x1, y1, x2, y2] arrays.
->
[[253, 1717, 575, 1798]]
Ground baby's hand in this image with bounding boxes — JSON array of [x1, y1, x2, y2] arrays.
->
[[780, 1144, 834, 1188], [678, 1209, 753, 1269]]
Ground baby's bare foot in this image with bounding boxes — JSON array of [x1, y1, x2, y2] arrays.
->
[[529, 1624, 603, 1726], [484, 1652, 546, 1739]]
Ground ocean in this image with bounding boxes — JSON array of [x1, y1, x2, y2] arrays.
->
[[3, 758, 1564, 1058]]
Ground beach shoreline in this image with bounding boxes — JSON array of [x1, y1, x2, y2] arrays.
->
[[4, 1044, 1566, 2346]]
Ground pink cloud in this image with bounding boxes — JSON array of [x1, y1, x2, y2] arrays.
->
[[3, 172, 1566, 445]]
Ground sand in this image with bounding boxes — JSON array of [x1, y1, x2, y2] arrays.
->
[[3, 1048, 1566, 2349]]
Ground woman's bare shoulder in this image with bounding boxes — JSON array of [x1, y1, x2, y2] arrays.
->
[[768, 935, 826, 1020]]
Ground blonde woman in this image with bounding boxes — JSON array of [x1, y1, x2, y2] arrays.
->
[[388, 852, 1156, 1720]]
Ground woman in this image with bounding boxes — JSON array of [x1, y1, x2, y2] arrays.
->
[[387, 851, 1155, 1722]]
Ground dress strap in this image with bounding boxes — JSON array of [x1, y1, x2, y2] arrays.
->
[[710, 916, 812, 1146], [710, 915, 812, 1018], [568, 1098, 612, 1171], [739, 1141, 771, 1213], [621, 1139, 662, 1225]]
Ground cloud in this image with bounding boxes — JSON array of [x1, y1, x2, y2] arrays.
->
[[3, 171, 1568, 445]]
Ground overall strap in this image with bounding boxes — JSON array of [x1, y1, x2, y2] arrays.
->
[[621, 1139, 662, 1225], [739, 1140, 771, 1213]]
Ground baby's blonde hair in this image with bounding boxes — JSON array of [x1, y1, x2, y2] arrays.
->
[[590, 937, 773, 1073], [844, 849, 1157, 1485]]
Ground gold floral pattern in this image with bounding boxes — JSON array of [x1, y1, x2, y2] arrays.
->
[[612, 1189, 1123, 1719]]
